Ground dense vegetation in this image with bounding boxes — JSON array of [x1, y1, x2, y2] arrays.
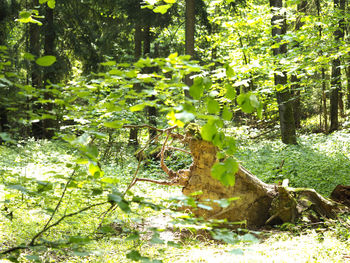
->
[[0, 0, 350, 262]]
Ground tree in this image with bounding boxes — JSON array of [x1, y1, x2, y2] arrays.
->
[[270, 0, 297, 144], [291, 0, 307, 129], [0, 0, 9, 137], [184, 0, 195, 91], [329, 0, 345, 132]]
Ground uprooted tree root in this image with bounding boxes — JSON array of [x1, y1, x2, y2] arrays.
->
[[127, 125, 348, 228]]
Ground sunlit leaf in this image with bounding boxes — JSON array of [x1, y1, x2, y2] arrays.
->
[[36, 56, 56, 67], [222, 106, 233, 121], [153, 4, 172, 14], [201, 122, 217, 141], [130, 104, 146, 112], [103, 121, 123, 129], [127, 250, 142, 261], [207, 98, 220, 114]]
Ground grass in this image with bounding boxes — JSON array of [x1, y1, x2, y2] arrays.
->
[[235, 129, 350, 196], [0, 131, 350, 262]]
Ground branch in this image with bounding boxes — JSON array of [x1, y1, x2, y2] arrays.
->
[[132, 178, 176, 186], [165, 146, 191, 155], [123, 124, 184, 141], [29, 167, 77, 246], [160, 131, 177, 179], [0, 202, 108, 255]]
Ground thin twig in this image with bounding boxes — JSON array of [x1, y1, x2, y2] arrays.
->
[[165, 146, 191, 155], [0, 201, 108, 255], [29, 167, 77, 246], [131, 178, 175, 186]]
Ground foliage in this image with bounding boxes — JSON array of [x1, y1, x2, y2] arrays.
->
[[0, 0, 350, 261], [235, 129, 350, 196]]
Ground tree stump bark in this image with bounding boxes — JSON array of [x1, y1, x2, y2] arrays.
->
[[179, 136, 342, 227]]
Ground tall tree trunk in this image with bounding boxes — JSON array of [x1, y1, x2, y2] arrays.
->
[[30, 0, 43, 139], [42, 6, 56, 139], [329, 0, 345, 132], [270, 0, 297, 144], [346, 65, 350, 109], [128, 23, 143, 148], [0, 0, 8, 139], [184, 0, 195, 94], [291, 1, 307, 129], [143, 26, 158, 139], [322, 69, 328, 132]]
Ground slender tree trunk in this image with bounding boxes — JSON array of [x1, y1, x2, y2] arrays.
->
[[291, 1, 307, 129], [270, 0, 297, 144], [322, 69, 328, 132], [184, 0, 195, 93], [329, 0, 345, 132], [0, 1, 8, 138], [142, 25, 158, 139], [30, 0, 44, 139], [128, 23, 143, 148], [346, 66, 350, 109], [42, 6, 56, 139]]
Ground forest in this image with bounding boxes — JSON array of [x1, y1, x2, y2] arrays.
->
[[0, 0, 350, 262]]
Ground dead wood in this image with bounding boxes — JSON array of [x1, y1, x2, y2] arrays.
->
[[126, 125, 345, 228]]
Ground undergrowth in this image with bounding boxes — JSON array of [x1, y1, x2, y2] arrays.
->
[[235, 129, 350, 196], [0, 132, 350, 262]]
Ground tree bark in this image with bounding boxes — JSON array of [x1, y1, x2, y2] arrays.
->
[[30, 0, 44, 139], [346, 65, 350, 109], [149, 129, 342, 227], [42, 6, 56, 139], [329, 0, 345, 132], [0, 0, 9, 140], [291, 1, 307, 129], [184, 0, 195, 93], [270, 0, 297, 144], [128, 23, 143, 148]]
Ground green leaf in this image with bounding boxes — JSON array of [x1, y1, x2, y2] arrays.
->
[[127, 250, 142, 261], [25, 255, 41, 262], [153, 4, 172, 14], [237, 93, 254, 113], [103, 121, 123, 129], [175, 111, 195, 123], [201, 122, 217, 141], [88, 162, 101, 177], [211, 158, 237, 186], [207, 98, 220, 114], [164, 0, 176, 3], [47, 0, 55, 8], [189, 77, 204, 100], [249, 94, 260, 108], [130, 104, 146, 112], [212, 132, 225, 149], [100, 61, 116, 66], [211, 162, 226, 180], [35, 56, 56, 67], [118, 200, 131, 213], [126, 233, 140, 241], [224, 137, 236, 155], [225, 85, 236, 100], [224, 63, 234, 78], [222, 106, 233, 121], [108, 194, 122, 203], [24, 52, 35, 61], [0, 132, 15, 143]]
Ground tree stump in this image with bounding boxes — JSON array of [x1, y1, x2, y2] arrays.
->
[[179, 135, 342, 227]]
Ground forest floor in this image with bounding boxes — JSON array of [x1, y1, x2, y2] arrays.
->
[[0, 129, 350, 262]]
